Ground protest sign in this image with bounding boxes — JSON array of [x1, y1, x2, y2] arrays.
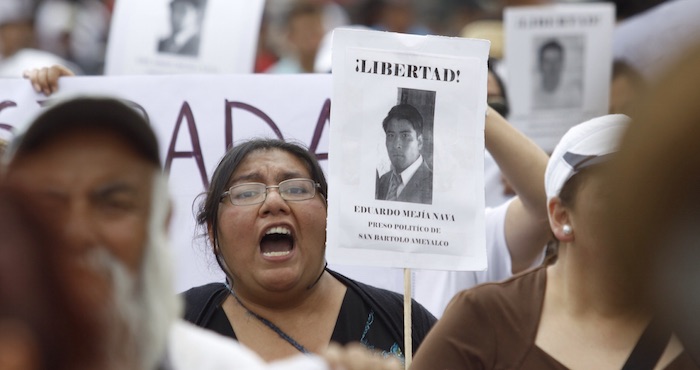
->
[[327, 28, 490, 271], [105, 0, 263, 75], [0, 75, 331, 292], [505, 3, 615, 151]]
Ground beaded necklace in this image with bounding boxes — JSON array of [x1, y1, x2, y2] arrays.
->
[[223, 263, 327, 354]]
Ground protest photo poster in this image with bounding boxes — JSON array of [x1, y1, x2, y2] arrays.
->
[[327, 28, 490, 271], [105, 0, 263, 75], [505, 3, 614, 151], [0, 74, 331, 292]]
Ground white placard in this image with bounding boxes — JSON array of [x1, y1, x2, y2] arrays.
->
[[105, 0, 263, 75], [0, 75, 331, 292], [505, 3, 615, 151], [327, 29, 489, 271]]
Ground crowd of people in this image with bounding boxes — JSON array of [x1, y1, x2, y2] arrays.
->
[[1, 0, 700, 369], [0, 0, 681, 76]]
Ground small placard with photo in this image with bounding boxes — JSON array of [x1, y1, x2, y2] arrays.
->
[[505, 3, 615, 151], [105, 0, 264, 75], [327, 28, 490, 271]]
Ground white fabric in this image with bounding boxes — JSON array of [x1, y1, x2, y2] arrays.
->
[[330, 199, 519, 318], [484, 151, 514, 208], [168, 319, 328, 370], [614, 0, 700, 81], [544, 114, 629, 200], [0, 49, 82, 77], [266, 356, 330, 370], [413, 199, 517, 317]]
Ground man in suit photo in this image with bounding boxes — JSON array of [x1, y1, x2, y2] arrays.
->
[[376, 103, 433, 205], [158, 0, 207, 57], [532, 37, 583, 110]]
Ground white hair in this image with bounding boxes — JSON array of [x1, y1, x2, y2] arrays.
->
[[87, 172, 181, 370]]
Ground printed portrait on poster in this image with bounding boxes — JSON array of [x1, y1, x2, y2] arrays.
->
[[531, 35, 585, 110], [157, 0, 209, 57], [375, 87, 436, 205]]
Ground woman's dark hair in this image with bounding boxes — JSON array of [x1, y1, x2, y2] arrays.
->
[[196, 139, 328, 266], [487, 58, 510, 118], [558, 172, 583, 208], [382, 103, 424, 134], [558, 167, 594, 209]]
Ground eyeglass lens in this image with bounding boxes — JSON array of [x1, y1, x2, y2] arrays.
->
[[227, 179, 316, 205]]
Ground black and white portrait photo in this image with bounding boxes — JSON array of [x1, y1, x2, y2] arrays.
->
[[376, 88, 436, 205], [531, 35, 585, 110], [157, 0, 208, 57]]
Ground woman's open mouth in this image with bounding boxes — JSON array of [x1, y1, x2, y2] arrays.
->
[[259, 226, 295, 259]]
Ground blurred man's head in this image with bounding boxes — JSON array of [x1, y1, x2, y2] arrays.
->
[[604, 45, 700, 360], [284, 1, 324, 72], [382, 104, 424, 173], [0, 0, 35, 57], [538, 39, 565, 92], [0, 186, 104, 370], [169, 0, 205, 34], [4, 97, 179, 370]]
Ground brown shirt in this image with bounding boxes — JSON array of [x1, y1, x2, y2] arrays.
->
[[411, 265, 699, 370]]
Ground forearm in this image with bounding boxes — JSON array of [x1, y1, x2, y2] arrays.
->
[[484, 108, 551, 273], [484, 108, 548, 222]]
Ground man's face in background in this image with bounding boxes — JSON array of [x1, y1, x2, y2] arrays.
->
[[170, 1, 199, 34], [385, 118, 422, 173], [539, 44, 564, 92]]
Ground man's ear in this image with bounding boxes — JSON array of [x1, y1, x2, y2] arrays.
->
[[417, 133, 424, 151], [548, 197, 574, 242]]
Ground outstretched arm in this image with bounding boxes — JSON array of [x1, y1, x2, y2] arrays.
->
[[484, 107, 550, 273], [23, 65, 75, 96]]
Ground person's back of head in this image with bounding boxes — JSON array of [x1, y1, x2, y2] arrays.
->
[[609, 60, 646, 116], [605, 43, 700, 363]]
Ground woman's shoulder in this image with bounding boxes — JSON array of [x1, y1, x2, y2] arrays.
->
[[328, 269, 437, 330], [464, 263, 545, 295], [180, 282, 229, 325], [410, 266, 547, 370], [329, 270, 433, 312], [181, 282, 228, 301], [328, 268, 437, 354], [447, 265, 547, 323]]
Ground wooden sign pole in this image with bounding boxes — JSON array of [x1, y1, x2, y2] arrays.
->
[[403, 268, 413, 369]]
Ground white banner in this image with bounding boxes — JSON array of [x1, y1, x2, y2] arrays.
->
[[0, 75, 331, 292], [505, 4, 615, 151], [105, 0, 264, 75], [327, 29, 489, 271]]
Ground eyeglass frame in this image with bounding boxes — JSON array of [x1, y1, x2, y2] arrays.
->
[[219, 178, 322, 206]]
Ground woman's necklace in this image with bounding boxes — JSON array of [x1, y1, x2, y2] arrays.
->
[[225, 282, 310, 354], [223, 264, 327, 355]]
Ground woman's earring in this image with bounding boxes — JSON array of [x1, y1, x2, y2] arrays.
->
[[562, 224, 573, 236]]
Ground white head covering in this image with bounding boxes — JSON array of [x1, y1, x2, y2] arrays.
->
[[545, 114, 630, 201]]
